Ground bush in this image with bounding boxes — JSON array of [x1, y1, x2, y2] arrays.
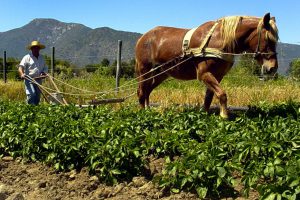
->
[[235, 54, 261, 76], [288, 58, 300, 80]]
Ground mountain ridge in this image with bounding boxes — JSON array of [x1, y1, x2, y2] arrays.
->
[[0, 18, 141, 66]]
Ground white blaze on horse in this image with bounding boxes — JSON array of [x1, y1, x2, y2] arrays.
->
[[135, 13, 278, 118]]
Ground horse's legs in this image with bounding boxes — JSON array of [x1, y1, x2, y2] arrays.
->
[[137, 78, 152, 108], [149, 73, 168, 94], [138, 73, 168, 107], [201, 72, 228, 118], [204, 88, 214, 111]]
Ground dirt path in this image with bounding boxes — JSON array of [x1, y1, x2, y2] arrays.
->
[[0, 156, 199, 200], [0, 156, 258, 200]]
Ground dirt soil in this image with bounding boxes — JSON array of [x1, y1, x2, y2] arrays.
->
[[0, 156, 258, 200]]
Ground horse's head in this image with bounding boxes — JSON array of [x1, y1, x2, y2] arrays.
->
[[252, 13, 279, 77]]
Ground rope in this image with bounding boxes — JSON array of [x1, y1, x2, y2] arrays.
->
[[38, 50, 274, 98], [47, 74, 138, 98], [117, 56, 194, 89], [117, 56, 184, 89], [48, 75, 109, 95], [21, 44, 284, 105], [24, 76, 66, 105], [41, 56, 192, 98]]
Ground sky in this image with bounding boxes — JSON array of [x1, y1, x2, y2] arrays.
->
[[0, 0, 299, 44]]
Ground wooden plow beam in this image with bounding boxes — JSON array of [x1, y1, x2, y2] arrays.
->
[[47, 75, 68, 105], [88, 98, 125, 105], [30, 75, 68, 106], [30, 75, 128, 106]]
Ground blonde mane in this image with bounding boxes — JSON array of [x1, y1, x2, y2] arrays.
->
[[220, 16, 242, 52], [219, 16, 279, 52]]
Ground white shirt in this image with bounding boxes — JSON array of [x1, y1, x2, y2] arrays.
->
[[19, 53, 48, 78]]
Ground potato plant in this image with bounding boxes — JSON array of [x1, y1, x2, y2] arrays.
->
[[0, 100, 299, 199]]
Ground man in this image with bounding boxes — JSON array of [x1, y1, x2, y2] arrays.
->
[[18, 40, 48, 105]]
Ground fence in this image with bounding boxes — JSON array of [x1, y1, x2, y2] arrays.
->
[[1, 40, 123, 91], [1, 43, 300, 85]]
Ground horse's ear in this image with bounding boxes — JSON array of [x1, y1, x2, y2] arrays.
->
[[271, 17, 276, 22], [263, 13, 271, 30]]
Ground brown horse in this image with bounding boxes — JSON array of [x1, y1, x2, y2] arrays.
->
[[135, 13, 278, 118]]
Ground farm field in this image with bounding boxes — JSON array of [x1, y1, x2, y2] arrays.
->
[[1, 71, 300, 199], [2, 69, 300, 107]]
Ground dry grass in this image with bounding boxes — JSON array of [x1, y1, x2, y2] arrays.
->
[[144, 79, 300, 108], [0, 81, 25, 102], [1, 77, 300, 108]]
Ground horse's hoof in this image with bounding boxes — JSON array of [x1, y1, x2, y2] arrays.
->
[[220, 112, 229, 119]]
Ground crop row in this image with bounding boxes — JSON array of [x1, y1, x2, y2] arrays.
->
[[0, 100, 300, 199]]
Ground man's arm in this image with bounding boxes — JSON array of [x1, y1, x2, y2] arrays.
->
[[18, 65, 25, 79]]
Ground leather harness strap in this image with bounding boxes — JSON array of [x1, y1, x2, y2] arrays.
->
[[182, 22, 234, 63], [182, 27, 198, 52]]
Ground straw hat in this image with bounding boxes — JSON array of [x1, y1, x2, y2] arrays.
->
[[27, 40, 45, 50]]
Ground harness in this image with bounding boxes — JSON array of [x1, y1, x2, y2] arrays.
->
[[253, 22, 277, 59], [182, 19, 277, 62], [182, 22, 234, 63]]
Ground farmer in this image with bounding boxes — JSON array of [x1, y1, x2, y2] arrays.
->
[[18, 40, 48, 105]]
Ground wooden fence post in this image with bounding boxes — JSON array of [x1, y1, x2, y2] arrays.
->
[[115, 40, 122, 92], [51, 47, 55, 77], [3, 51, 7, 83]]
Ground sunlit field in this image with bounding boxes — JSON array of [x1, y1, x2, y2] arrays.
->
[[1, 68, 300, 108], [2, 68, 300, 199]]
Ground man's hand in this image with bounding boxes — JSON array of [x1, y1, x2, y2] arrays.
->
[[20, 73, 26, 79], [39, 72, 48, 79]]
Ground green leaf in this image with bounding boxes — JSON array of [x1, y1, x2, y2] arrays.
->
[[254, 146, 260, 155], [274, 158, 282, 165], [196, 187, 208, 198], [91, 161, 100, 170], [217, 177, 222, 187], [217, 167, 226, 178], [276, 194, 282, 200], [133, 150, 140, 158], [262, 192, 276, 200], [275, 166, 285, 176], [111, 169, 121, 175], [264, 164, 275, 177], [54, 163, 60, 170], [181, 177, 188, 188], [171, 188, 180, 193], [42, 143, 49, 149], [289, 179, 299, 187]]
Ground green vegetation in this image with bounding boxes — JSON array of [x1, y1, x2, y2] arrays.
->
[[288, 58, 300, 80], [0, 101, 299, 199], [235, 54, 261, 76], [1, 55, 300, 199]]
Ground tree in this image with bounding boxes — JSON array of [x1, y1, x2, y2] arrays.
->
[[288, 58, 300, 80], [235, 54, 261, 76], [100, 58, 110, 67], [85, 64, 99, 73]]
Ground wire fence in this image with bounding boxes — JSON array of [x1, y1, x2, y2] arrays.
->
[[2, 57, 300, 71], [1, 44, 300, 87]]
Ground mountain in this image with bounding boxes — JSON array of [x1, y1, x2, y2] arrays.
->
[[0, 18, 142, 66], [277, 43, 300, 75], [0, 18, 299, 74]]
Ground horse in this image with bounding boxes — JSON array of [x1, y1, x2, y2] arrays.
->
[[135, 13, 279, 118]]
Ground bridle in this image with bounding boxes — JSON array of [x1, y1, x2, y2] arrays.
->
[[253, 21, 277, 59]]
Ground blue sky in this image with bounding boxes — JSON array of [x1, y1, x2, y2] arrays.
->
[[0, 0, 299, 44]]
